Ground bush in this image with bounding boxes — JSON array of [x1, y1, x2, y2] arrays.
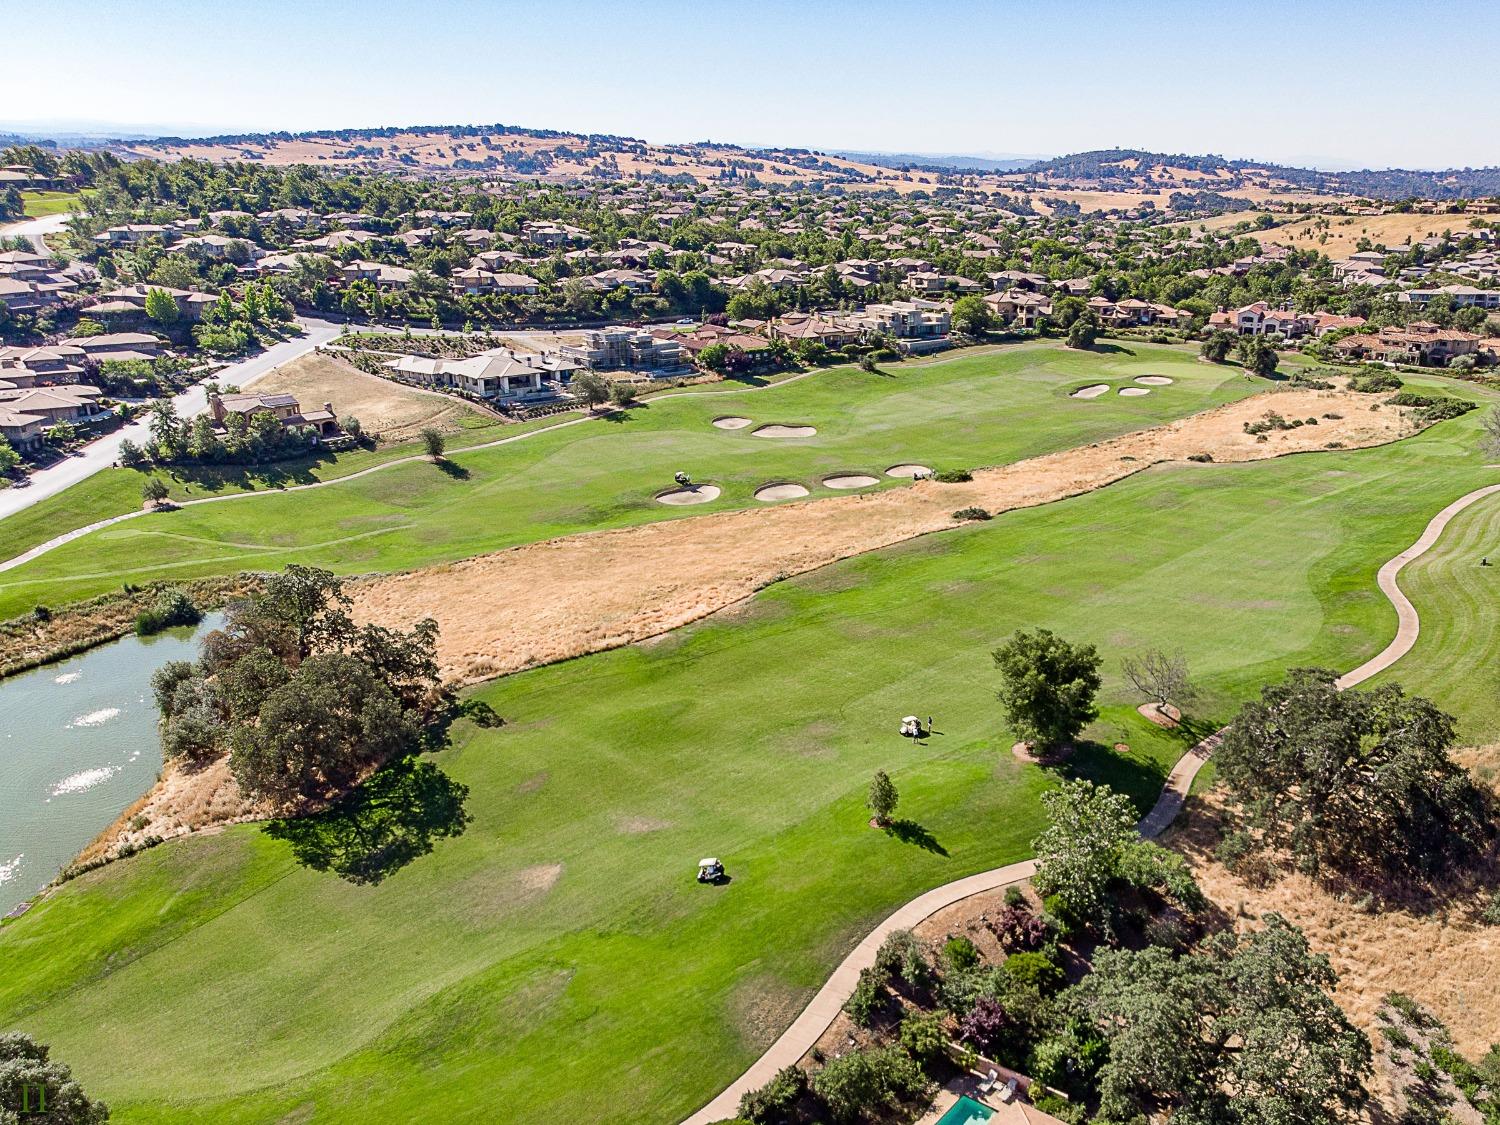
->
[[1348, 369, 1402, 393], [1003, 951, 1066, 995], [135, 587, 202, 636], [1480, 892, 1500, 926], [738, 1064, 807, 1125], [932, 468, 973, 483], [898, 1009, 950, 1071], [1186, 452, 1213, 463], [810, 1044, 930, 1125], [874, 929, 930, 989], [956, 995, 1012, 1053], [952, 507, 991, 521], [1004, 885, 1027, 908], [844, 965, 889, 1028], [991, 903, 1049, 952], [943, 935, 980, 973]]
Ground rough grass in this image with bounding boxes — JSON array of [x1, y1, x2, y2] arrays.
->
[[3, 380, 1499, 1124]]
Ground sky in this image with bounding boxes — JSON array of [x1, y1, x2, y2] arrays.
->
[[5, 0, 1498, 170]]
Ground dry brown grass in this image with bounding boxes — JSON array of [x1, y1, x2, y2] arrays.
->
[[352, 387, 1409, 684], [1270, 211, 1484, 258], [1165, 745, 1500, 1061], [256, 352, 490, 444], [75, 755, 270, 866]]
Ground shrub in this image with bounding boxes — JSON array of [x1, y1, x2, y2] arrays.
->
[[1003, 951, 1065, 995], [991, 903, 1048, 952], [810, 1044, 930, 1125], [738, 1064, 807, 1125], [874, 929, 930, 989], [135, 587, 202, 636], [898, 1009, 950, 1071], [952, 507, 991, 521], [1348, 369, 1402, 393], [1004, 885, 1027, 908], [956, 995, 1012, 1053], [1186, 452, 1213, 463], [943, 935, 980, 973], [1480, 892, 1500, 926], [844, 965, 889, 1028], [932, 468, 973, 483], [1031, 1092, 1086, 1124]]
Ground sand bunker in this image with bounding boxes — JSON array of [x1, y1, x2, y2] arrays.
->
[[352, 388, 1412, 683], [657, 485, 722, 505], [824, 474, 880, 489], [755, 483, 810, 502], [1136, 376, 1174, 386], [712, 416, 754, 430], [753, 424, 817, 438], [886, 464, 932, 478], [1119, 387, 1151, 397], [1071, 384, 1110, 399]]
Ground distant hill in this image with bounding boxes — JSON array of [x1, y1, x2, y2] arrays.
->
[[1015, 148, 1500, 201], [831, 150, 1041, 174]]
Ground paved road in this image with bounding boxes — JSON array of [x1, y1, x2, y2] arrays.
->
[[0, 317, 342, 521], [681, 480, 1500, 1125], [0, 212, 70, 254]]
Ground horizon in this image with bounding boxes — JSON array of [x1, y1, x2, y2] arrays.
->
[[4, 0, 1497, 171]]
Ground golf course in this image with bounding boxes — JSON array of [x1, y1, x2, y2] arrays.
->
[[2, 341, 1498, 1124], [0, 342, 1267, 617]]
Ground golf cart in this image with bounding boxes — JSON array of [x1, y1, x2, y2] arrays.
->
[[696, 857, 726, 884], [674, 471, 692, 487], [899, 715, 923, 738]]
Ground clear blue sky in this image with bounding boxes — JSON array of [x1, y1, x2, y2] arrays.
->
[[6, 0, 1496, 170]]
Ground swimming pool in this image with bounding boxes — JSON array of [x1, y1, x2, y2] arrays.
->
[[935, 1094, 995, 1125]]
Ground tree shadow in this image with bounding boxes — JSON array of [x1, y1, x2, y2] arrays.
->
[[1055, 739, 1173, 815], [600, 401, 649, 423], [435, 457, 470, 480], [1090, 342, 1137, 356], [885, 818, 949, 856], [264, 757, 471, 884]]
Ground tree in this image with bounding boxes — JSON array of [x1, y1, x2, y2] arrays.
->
[[1032, 779, 1139, 932], [695, 343, 731, 373], [143, 286, 179, 326], [607, 380, 636, 407], [340, 415, 363, 440], [1121, 647, 1194, 717], [1073, 914, 1371, 1125], [1065, 311, 1099, 349], [1215, 669, 1490, 882], [809, 1044, 929, 1125], [0, 1031, 110, 1124], [867, 769, 898, 825], [140, 476, 169, 507], [992, 628, 1102, 750], [0, 441, 20, 475], [950, 294, 996, 337], [1480, 404, 1500, 460], [737, 1065, 806, 1125], [147, 399, 185, 461], [420, 427, 446, 460], [1200, 329, 1235, 363], [1236, 335, 1279, 377], [570, 370, 612, 410], [898, 1009, 949, 1071], [229, 651, 417, 805]]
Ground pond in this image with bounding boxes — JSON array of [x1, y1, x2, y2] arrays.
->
[[0, 615, 220, 916]]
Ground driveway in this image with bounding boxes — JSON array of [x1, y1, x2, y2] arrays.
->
[[0, 317, 343, 521]]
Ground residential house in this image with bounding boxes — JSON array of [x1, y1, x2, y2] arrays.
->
[[557, 327, 689, 375], [1399, 284, 1500, 310], [1332, 322, 1482, 366], [209, 391, 340, 437], [340, 260, 415, 290]]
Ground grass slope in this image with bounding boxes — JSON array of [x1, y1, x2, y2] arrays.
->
[[2, 389, 1496, 1124], [0, 342, 1259, 618]]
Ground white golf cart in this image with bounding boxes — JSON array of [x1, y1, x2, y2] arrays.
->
[[696, 857, 726, 883]]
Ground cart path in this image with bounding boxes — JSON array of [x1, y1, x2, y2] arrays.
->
[[681, 480, 1500, 1125]]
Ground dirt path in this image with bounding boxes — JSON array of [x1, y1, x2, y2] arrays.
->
[[681, 479, 1500, 1125], [354, 388, 1406, 682]]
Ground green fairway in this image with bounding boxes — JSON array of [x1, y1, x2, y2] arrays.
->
[[3, 385, 1496, 1124], [18, 190, 90, 217], [0, 342, 1263, 617]]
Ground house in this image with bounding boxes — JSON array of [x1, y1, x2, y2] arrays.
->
[[557, 327, 689, 375], [382, 349, 569, 402], [452, 269, 540, 296], [340, 261, 415, 290], [1332, 322, 1482, 366], [93, 224, 174, 246], [208, 391, 340, 437], [0, 345, 88, 382], [59, 332, 162, 363], [1399, 284, 1500, 310], [582, 268, 656, 293], [0, 385, 108, 437], [849, 299, 952, 339], [0, 405, 47, 451], [764, 314, 860, 349], [0, 277, 63, 313], [985, 288, 1052, 327]]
